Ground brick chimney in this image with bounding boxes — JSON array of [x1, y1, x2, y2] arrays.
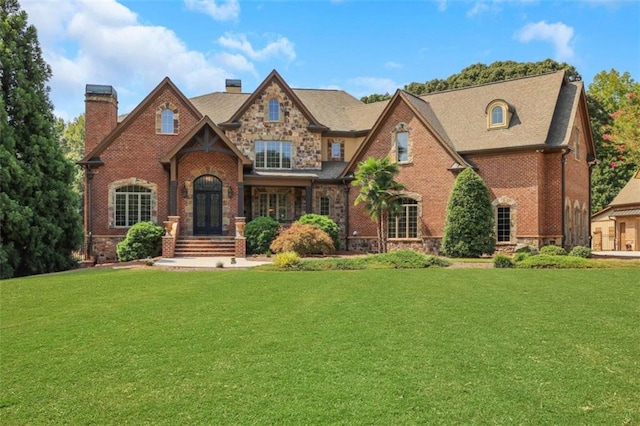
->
[[85, 84, 118, 155], [225, 79, 241, 93]]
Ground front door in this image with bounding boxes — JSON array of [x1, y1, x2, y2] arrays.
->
[[193, 175, 222, 235]]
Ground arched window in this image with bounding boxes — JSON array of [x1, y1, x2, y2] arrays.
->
[[156, 102, 179, 134], [388, 198, 418, 238], [161, 109, 174, 133], [486, 99, 512, 130], [115, 185, 152, 226], [268, 98, 279, 121], [491, 106, 504, 126]]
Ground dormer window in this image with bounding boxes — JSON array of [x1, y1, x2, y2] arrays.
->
[[486, 99, 512, 130], [268, 98, 280, 121]]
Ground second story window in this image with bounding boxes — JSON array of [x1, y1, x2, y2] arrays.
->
[[268, 98, 280, 121], [156, 102, 179, 134], [161, 109, 174, 133], [328, 140, 344, 161], [397, 132, 409, 162], [491, 106, 504, 126], [255, 141, 292, 169]]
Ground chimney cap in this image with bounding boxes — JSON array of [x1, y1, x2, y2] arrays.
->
[[85, 84, 117, 98], [225, 79, 241, 88]]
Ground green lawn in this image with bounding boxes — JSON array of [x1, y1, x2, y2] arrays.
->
[[1, 268, 639, 424]]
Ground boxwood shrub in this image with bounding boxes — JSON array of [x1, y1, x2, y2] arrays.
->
[[539, 245, 567, 256], [244, 216, 280, 254], [494, 253, 514, 268], [569, 246, 592, 258], [515, 254, 593, 269], [116, 221, 164, 262]]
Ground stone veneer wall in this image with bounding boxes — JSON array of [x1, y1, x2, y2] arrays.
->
[[226, 82, 322, 170], [313, 184, 347, 250], [91, 236, 125, 263]]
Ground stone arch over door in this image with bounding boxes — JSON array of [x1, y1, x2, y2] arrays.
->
[[193, 174, 223, 235]]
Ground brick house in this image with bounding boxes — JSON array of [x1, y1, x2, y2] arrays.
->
[[80, 70, 596, 262]]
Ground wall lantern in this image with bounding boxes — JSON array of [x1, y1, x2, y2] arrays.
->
[[181, 183, 188, 198], [227, 185, 234, 199]]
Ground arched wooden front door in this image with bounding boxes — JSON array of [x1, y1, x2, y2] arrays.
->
[[193, 175, 222, 235]]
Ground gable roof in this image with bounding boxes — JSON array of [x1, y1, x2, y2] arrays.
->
[[80, 77, 202, 164], [160, 116, 251, 165], [610, 169, 640, 207], [341, 89, 471, 177]]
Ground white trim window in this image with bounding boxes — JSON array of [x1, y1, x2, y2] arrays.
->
[[259, 193, 287, 221], [115, 185, 152, 227], [388, 198, 418, 238], [161, 109, 174, 133], [491, 106, 504, 127], [396, 132, 409, 162], [268, 98, 280, 121], [255, 141, 292, 169]]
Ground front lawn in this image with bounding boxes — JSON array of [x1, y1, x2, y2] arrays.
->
[[1, 268, 639, 424]]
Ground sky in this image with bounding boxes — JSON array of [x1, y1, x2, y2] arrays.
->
[[20, 0, 640, 121]]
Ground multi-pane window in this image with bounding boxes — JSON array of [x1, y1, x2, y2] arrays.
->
[[268, 98, 279, 121], [396, 132, 409, 162], [161, 109, 174, 134], [255, 141, 292, 169], [115, 185, 152, 227], [259, 193, 287, 221], [497, 206, 511, 242], [388, 198, 418, 238], [320, 196, 330, 216], [491, 106, 504, 126], [328, 141, 344, 161]]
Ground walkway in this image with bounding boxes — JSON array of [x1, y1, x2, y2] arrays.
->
[[154, 256, 272, 269]]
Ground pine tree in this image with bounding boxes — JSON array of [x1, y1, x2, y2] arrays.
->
[[0, 0, 83, 278], [441, 168, 496, 258]]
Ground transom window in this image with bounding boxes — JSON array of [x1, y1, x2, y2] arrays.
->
[[396, 132, 409, 162], [255, 141, 292, 169], [194, 175, 222, 191], [388, 198, 418, 239], [320, 196, 330, 216], [115, 185, 152, 227], [497, 206, 511, 242], [268, 98, 280, 121], [259, 193, 287, 221]]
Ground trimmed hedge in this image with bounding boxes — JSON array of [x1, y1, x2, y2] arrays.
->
[[116, 221, 164, 262], [569, 246, 592, 258], [297, 214, 341, 249], [494, 254, 514, 268], [540, 245, 567, 256], [515, 254, 594, 269], [245, 216, 280, 254]]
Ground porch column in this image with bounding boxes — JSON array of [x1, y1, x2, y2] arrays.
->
[[305, 185, 313, 214], [169, 181, 178, 216], [237, 183, 245, 217]]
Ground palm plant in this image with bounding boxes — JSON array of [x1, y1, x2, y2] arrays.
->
[[352, 157, 405, 253]]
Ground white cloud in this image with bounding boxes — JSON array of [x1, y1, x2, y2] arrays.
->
[[184, 0, 240, 21], [467, 1, 492, 17], [515, 21, 575, 61], [347, 77, 400, 97], [436, 0, 447, 12], [385, 61, 403, 69], [218, 33, 296, 62]]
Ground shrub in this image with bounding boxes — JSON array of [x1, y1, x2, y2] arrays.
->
[[373, 250, 451, 268], [516, 254, 593, 269], [273, 251, 301, 269], [494, 254, 514, 268], [244, 216, 280, 254], [514, 245, 539, 255], [569, 246, 592, 258], [270, 223, 335, 256], [116, 221, 164, 262], [512, 252, 530, 263], [297, 213, 341, 249], [441, 168, 496, 258], [540, 245, 567, 256]]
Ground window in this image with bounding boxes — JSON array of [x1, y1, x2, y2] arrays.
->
[[574, 132, 580, 160], [161, 109, 174, 133], [491, 106, 504, 126], [497, 206, 511, 242], [268, 98, 279, 121], [115, 185, 152, 227], [255, 141, 292, 169], [329, 141, 344, 161], [320, 197, 330, 216], [259, 193, 287, 221], [396, 132, 409, 162], [388, 198, 418, 238]]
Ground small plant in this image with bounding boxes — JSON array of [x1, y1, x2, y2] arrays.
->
[[494, 253, 514, 268], [116, 221, 164, 262], [569, 246, 592, 258], [513, 252, 530, 263], [514, 245, 539, 255], [297, 213, 341, 249], [516, 254, 593, 269], [270, 223, 335, 256], [273, 251, 301, 269], [144, 257, 154, 266], [230, 257, 237, 264], [215, 261, 224, 268], [244, 216, 281, 255], [540, 245, 567, 256]]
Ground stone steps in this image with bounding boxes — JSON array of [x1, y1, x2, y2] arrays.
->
[[174, 237, 236, 257]]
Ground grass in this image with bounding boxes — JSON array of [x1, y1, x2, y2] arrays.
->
[[2, 268, 639, 424]]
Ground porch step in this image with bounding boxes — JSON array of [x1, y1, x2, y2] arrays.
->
[[174, 237, 235, 257]]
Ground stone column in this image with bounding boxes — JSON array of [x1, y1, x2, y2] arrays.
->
[[234, 216, 247, 258]]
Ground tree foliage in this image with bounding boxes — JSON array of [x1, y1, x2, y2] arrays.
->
[[0, 0, 83, 278], [352, 157, 405, 253], [441, 168, 495, 258], [360, 93, 392, 104]]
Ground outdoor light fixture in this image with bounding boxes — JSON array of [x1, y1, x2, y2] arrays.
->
[[181, 183, 188, 198], [228, 186, 234, 199]]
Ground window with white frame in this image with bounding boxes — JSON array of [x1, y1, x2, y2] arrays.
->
[[396, 131, 409, 162], [491, 106, 504, 127], [156, 102, 179, 134], [115, 185, 152, 227], [320, 196, 330, 216], [496, 206, 511, 242], [259, 193, 287, 221], [268, 98, 280, 121], [161, 109, 174, 133], [255, 141, 292, 169], [388, 198, 418, 238], [328, 141, 344, 161]]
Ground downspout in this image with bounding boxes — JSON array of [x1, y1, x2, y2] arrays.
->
[[86, 167, 94, 260], [343, 179, 350, 252], [560, 148, 571, 248]]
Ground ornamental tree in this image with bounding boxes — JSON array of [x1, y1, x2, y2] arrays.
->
[[441, 168, 495, 258], [0, 0, 83, 278]]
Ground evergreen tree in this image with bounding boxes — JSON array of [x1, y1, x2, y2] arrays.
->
[[0, 0, 83, 278], [441, 168, 495, 258]]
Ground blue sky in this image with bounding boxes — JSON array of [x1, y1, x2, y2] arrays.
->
[[21, 0, 640, 120]]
